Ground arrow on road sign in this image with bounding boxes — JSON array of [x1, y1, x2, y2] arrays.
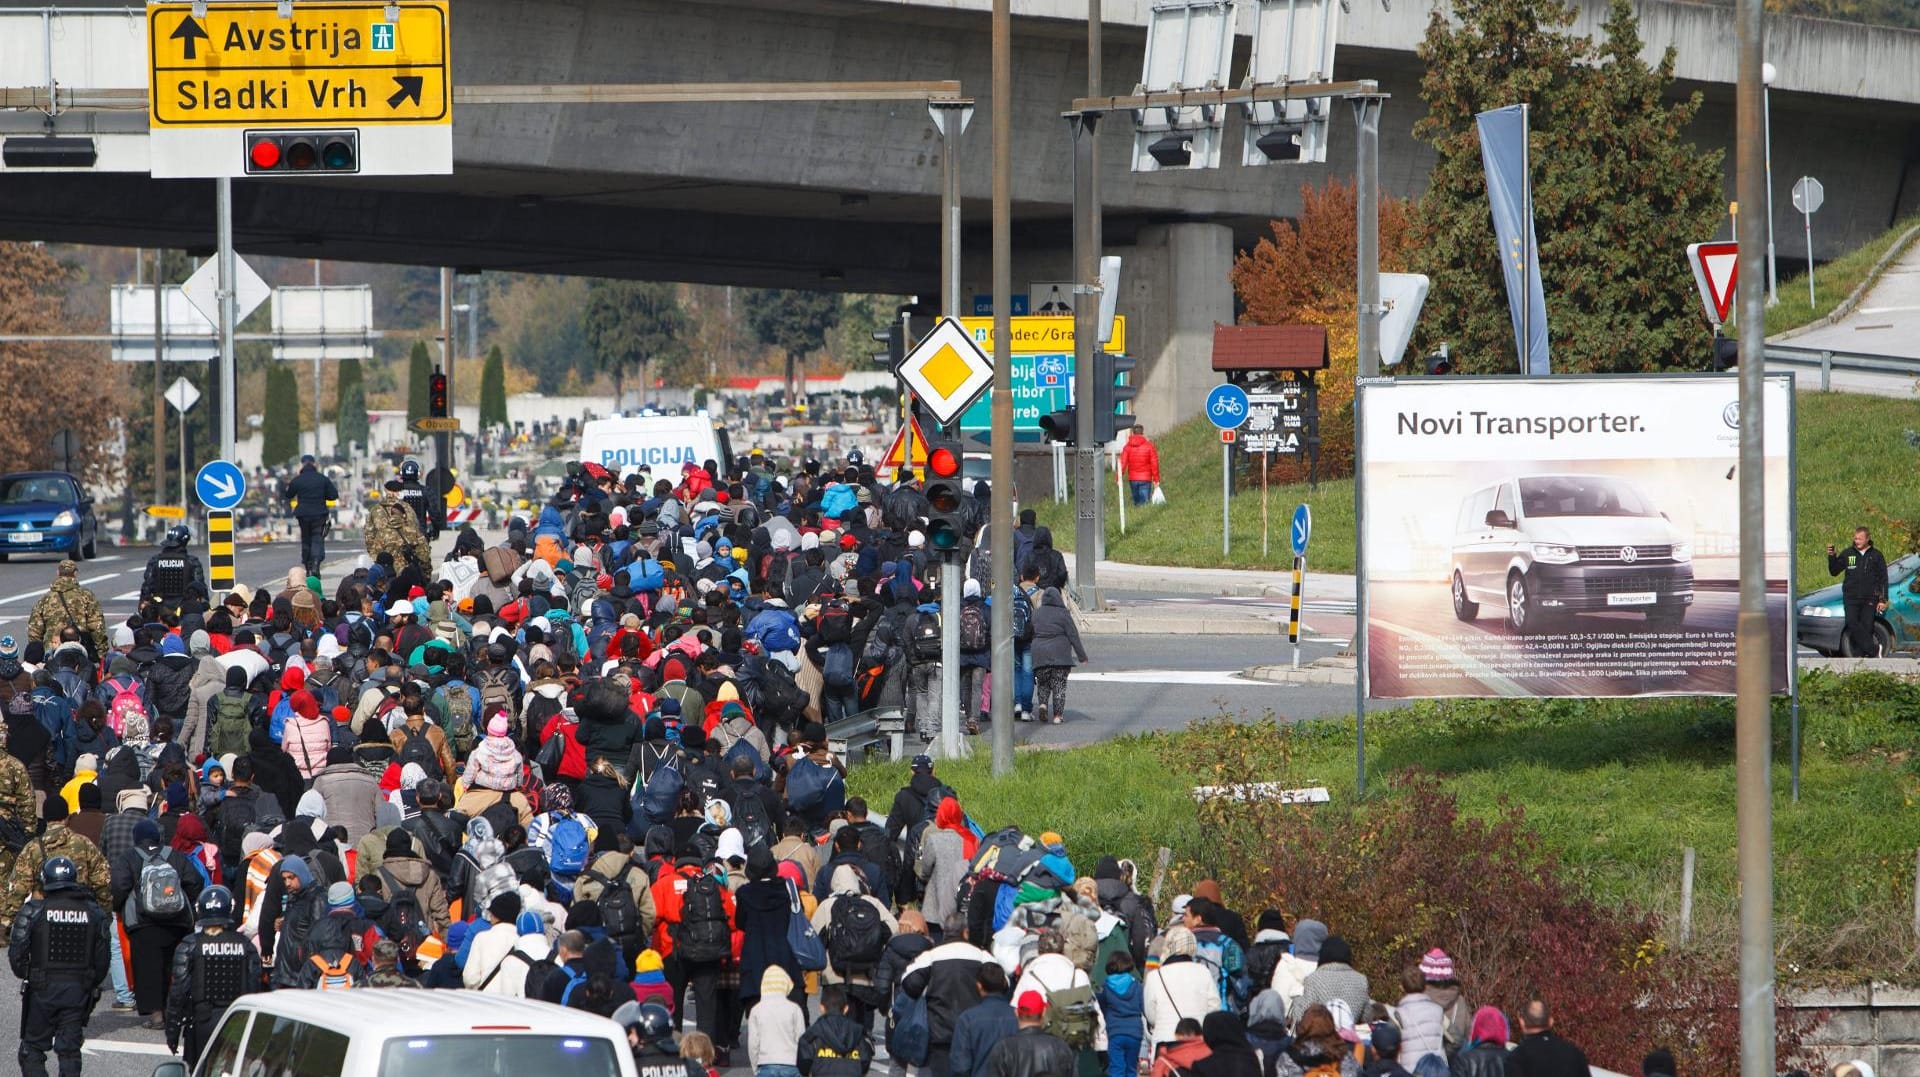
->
[[1686, 241, 1739, 325], [410, 416, 461, 434], [170, 15, 209, 60], [388, 76, 424, 109], [203, 472, 236, 502]]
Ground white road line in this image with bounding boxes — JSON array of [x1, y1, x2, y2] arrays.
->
[[0, 589, 46, 605], [1070, 669, 1263, 686], [78, 573, 120, 586], [111, 589, 142, 601], [82, 1039, 174, 1057]]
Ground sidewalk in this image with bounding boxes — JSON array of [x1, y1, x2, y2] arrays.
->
[[1088, 560, 1357, 602]]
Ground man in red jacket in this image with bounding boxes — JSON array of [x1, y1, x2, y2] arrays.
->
[[1119, 425, 1161, 505]]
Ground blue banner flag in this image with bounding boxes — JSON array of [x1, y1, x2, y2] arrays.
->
[[1476, 105, 1549, 375]]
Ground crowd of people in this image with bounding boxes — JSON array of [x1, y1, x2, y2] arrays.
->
[[0, 449, 1764, 1077]]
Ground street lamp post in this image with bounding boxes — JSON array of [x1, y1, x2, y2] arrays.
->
[[1763, 61, 1777, 307]]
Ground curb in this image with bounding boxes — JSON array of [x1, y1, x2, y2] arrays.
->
[[1240, 661, 1358, 686], [1078, 615, 1293, 635]]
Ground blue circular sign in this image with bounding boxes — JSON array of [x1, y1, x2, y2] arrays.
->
[[1206, 383, 1250, 430], [195, 460, 247, 511], [1291, 503, 1312, 557]]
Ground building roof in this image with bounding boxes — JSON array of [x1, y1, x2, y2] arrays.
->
[[1211, 324, 1329, 372]]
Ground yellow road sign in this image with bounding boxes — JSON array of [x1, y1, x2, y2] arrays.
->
[[410, 416, 461, 433], [897, 317, 994, 427], [957, 315, 1126, 354], [443, 483, 464, 508], [147, 1, 451, 128], [144, 505, 187, 519]]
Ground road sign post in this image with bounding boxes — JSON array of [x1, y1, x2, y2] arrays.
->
[[1687, 241, 1739, 326], [1793, 176, 1824, 308], [164, 376, 200, 516], [1289, 503, 1311, 669], [1206, 383, 1250, 557], [194, 460, 247, 511], [206, 509, 234, 595]]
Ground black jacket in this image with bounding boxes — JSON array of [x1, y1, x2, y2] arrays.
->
[[799, 1010, 876, 1077], [873, 931, 933, 1010], [950, 993, 1020, 1077], [900, 941, 994, 1047], [1450, 1044, 1509, 1077], [285, 466, 340, 521], [111, 843, 205, 930], [1503, 1032, 1590, 1077], [1831, 542, 1889, 602], [982, 1027, 1078, 1077]]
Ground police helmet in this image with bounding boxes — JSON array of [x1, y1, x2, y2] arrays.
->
[[613, 1001, 674, 1042], [399, 460, 421, 481], [39, 856, 78, 891], [195, 885, 236, 925], [846, 449, 865, 466], [165, 525, 192, 546]]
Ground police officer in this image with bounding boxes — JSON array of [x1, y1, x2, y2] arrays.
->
[[140, 526, 206, 612], [284, 454, 341, 577], [395, 460, 441, 543], [7, 857, 111, 1077], [613, 1002, 704, 1077], [164, 886, 260, 1067]]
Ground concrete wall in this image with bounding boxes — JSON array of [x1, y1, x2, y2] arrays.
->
[[1797, 982, 1920, 1075]]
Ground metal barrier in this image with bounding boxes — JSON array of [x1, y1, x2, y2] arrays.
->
[[1764, 343, 1920, 391], [826, 706, 910, 763]]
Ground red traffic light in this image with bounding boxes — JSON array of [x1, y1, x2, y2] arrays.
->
[[243, 130, 360, 175], [429, 371, 449, 418], [249, 140, 282, 170], [928, 445, 960, 479]]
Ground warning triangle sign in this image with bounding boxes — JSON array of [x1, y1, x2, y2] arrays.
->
[[1687, 241, 1739, 324], [877, 417, 931, 481]]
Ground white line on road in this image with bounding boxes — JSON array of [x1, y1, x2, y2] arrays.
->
[[1070, 669, 1263, 686], [78, 573, 121, 586], [111, 590, 142, 601], [82, 1039, 174, 1057]]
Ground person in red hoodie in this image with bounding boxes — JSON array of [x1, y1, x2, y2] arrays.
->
[[1120, 424, 1162, 506], [650, 858, 737, 1050]]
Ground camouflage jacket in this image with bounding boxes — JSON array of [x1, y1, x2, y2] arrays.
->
[[2, 823, 111, 924], [26, 578, 106, 654], [365, 501, 430, 569]]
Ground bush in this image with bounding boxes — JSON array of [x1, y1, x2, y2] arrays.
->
[[1166, 749, 1814, 1077]]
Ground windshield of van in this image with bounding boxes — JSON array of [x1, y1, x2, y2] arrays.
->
[[1517, 476, 1658, 518], [380, 1034, 622, 1076]]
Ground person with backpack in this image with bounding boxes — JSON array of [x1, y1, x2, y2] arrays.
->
[[781, 725, 846, 837], [204, 666, 258, 762], [955, 579, 991, 734], [282, 689, 333, 784], [109, 817, 203, 1026], [164, 886, 263, 1066], [1013, 928, 1105, 1054], [463, 891, 529, 990], [654, 858, 735, 1047], [388, 694, 454, 786], [575, 829, 658, 963], [369, 828, 451, 939], [799, 987, 878, 1077], [1185, 898, 1251, 1013], [733, 847, 804, 1016], [813, 862, 897, 1024], [458, 714, 534, 826], [296, 882, 377, 989], [1286, 936, 1368, 1028]]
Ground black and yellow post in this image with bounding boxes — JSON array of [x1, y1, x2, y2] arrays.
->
[[206, 510, 235, 595]]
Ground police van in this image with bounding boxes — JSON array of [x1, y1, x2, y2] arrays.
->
[[580, 413, 733, 483], [151, 990, 638, 1077]]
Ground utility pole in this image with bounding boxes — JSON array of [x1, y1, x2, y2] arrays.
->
[[438, 267, 454, 498], [1069, 110, 1100, 611], [312, 259, 324, 457], [988, 0, 1015, 773], [1351, 92, 1384, 796], [216, 178, 237, 463], [1734, 0, 1776, 1073], [145, 248, 163, 532]]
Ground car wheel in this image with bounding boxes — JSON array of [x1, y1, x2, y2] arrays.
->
[[1645, 604, 1685, 628], [1506, 572, 1549, 634], [81, 529, 96, 560], [1452, 571, 1479, 622], [1840, 622, 1897, 658]]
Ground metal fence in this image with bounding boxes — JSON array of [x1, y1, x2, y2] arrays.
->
[[1764, 343, 1920, 391]]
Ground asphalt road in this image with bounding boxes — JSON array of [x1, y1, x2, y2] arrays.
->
[[0, 539, 322, 638]]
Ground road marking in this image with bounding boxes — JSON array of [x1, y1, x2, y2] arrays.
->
[[0, 589, 47, 605], [78, 573, 121, 586], [1070, 669, 1262, 686], [111, 590, 142, 601], [82, 1039, 174, 1057]]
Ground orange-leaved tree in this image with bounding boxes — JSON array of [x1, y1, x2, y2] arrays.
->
[[1230, 179, 1410, 481]]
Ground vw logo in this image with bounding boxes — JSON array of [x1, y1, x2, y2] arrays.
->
[[1722, 402, 1739, 429], [1620, 546, 1638, 563]]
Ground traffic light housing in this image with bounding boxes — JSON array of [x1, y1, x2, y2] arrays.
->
[[429, 368, 449, 418], [922, 438, 969, 556], [244, 130, 359, 175], [1712, 331, 1739, 371], [1092, 353, 1137, 444], [1039, 407, 1076, 445], [871, 324, 904, 367]]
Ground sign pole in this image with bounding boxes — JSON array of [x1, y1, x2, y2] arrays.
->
[[1262, 451, 1270, 558], [1289, 555, 1304, 669], [989, 0, 1015, 773], [1069, 110, 1101, 611], [1351, 94, 1383, 799], [1804, 199, 1816, 307], [1222, 440, 1231, 558], [216, 177, 236, 462], [1114, 448, 1126, 535], [178, 416, 188, 512]]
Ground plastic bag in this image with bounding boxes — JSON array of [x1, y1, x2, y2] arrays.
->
[[1150, 484, 1168, 505]]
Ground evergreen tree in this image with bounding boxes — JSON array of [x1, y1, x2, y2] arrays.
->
[[335, 356, 368, 453], [261, 366, 300, 466], [743, 289, 842, 406], [405, 340, 431, 423], [479, 345, 508, 430], [583, 280, 688, 408], [1410, 0, 1724, 373]]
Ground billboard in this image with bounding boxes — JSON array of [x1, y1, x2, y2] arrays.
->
[[1359, 375, 1792, 699]]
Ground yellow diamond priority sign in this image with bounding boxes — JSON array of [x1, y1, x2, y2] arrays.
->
[[897, 317, 993, 427]]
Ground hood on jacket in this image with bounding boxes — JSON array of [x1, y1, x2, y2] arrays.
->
[[1290, 919, 1328, 961], [761, 965, 794, 999]]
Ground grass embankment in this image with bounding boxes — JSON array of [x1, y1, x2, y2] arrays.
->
[[847, 670, 1920, 981], [1762, 214, 1920, 339], [1037, 390, 1920, 587]]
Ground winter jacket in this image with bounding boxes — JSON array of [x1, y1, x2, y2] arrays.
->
[[748, 967, 807, 1068], [284, 712, 335, 781], [1144, 957, 1223, 1046], [462, 920, 523, 990], [1394, 992, 1446, 1069], [1120, 433, 1161, 483], [1503, 1032, 1589, 1077], [1150, 1038, 1212, 1077], [371, 852, 452, 937], [147, 652, 198, 724], [574, 849, 658, 941], [950, 992, 1020, 1077], [799, 1009, 876, 1077], [1449, 1044, 1508, 1077], [183, 657, 229, 755], [900, 940, 996, 1048], [983, 1026, 1078, 1077], [917, 824, 969, 934], [111, 841, 204, 929], [1015, 951, 1107, 1049], [311, 762, 383, 843], [1099, 971, 1145, 1042], [735, 877, 801, 1004], [874, 930, 934, 1010], [1287, 962, 1369, 1027], [812, 879, 898, 988], [1028, 588, 1087, 669]]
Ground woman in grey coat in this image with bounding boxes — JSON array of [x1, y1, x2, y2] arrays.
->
[[1028, 587, 1087, 724]]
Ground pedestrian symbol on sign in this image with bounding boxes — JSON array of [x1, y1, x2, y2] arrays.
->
[[371, 23, 395, 51]]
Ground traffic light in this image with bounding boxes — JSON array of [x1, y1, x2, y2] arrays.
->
[[429, 368, 449, 418], [1039, 406, 1076, 445], [1712, 331, 1739, 371], [922, 438, 969, 556], [871, 324, 904, 367], [244, 130, 359, 175], [1424, 348, 1453, 376], [1092, 353, 1138, 444]]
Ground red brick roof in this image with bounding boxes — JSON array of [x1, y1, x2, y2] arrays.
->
[[1211, 324, 1329, 372]]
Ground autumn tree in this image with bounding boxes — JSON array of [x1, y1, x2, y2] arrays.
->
[[1231, 179, 1411, 479], [405, 341, 431, 424], [1411, 0, 1724, 373], [478, 345, 508, 430], [583, 280, 689, 408], [744, 289, 842, 404], [335, 356, 369, 453], [0, 243, 119, 484]]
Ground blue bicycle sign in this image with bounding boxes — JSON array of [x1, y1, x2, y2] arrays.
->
[[1206, 383, 1250, 430]]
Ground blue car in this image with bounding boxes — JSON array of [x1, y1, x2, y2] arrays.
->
[[0, 472, 98, 561]]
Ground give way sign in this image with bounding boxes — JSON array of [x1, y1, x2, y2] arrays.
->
[[1687, 241, 1738, 325]]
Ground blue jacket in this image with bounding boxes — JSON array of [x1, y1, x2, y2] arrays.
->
[[948, 993, 1019, 1077], [1097, 973, 1145, 1041], [534, 505, 568, 539], [821, 484, 857, 520], [746, 606, 802, 654]]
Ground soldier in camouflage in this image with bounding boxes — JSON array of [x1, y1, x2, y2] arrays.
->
[[1, 797, 110, 927], [365, 481, 431, 570], [0, 721, 34, 880], [24, 562, 105, 659]]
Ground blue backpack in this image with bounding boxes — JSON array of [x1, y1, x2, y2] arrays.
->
[[268, 696, 295, 743], [548, 813, 590, 876], [632, 755, 683, 826], [624, 558, 665, 594], [888, 990, 931, 1066], [786, 757, 845, 815], [723, 737, 769, 784], [558, 964, 590, 1005]]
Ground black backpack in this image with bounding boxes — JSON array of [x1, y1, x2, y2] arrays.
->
[[909, 612, 941, 661], [732, 785, 774, 851], [674, 873, 731, 963], [826, 896, 888, 975], [815, 598, 854, 644], [586, 865, 643, 953], [394, 725, 444, 780], [377, 868, 431, 957], [959, 602, 989, 652]]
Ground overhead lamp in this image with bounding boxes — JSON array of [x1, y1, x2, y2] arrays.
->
[[1147, 135, 1193, 167], [1254, 124, 1305, 162], [1, 135, 98, 168]]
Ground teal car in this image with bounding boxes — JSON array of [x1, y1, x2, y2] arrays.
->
[[1796, 551, 1920, 656]]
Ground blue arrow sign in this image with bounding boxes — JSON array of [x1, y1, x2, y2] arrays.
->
[[194, 460, 246, 511], [1206, 383, 1250, 430], [1291, 503, 1312, 557]]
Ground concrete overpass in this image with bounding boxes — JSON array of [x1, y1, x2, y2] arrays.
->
[[1, 0, 1918, 429]]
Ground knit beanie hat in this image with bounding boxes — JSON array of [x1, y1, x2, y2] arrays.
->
[[1420, 947, 1456, 981]]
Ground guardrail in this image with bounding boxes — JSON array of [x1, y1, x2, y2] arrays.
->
[[1764, 343, 1920, 390], [826, 706, 910, 763]]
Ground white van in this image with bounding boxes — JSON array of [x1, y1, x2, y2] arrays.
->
[[151, 989, 637, 1077], [580, 413, 734, 482]]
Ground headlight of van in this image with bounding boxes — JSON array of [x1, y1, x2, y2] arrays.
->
[[1670, 542, 1691, 563], [51, 510, 75, 528], [1531, 543, 1577, 564], [1799, 605, 1838, 618]]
